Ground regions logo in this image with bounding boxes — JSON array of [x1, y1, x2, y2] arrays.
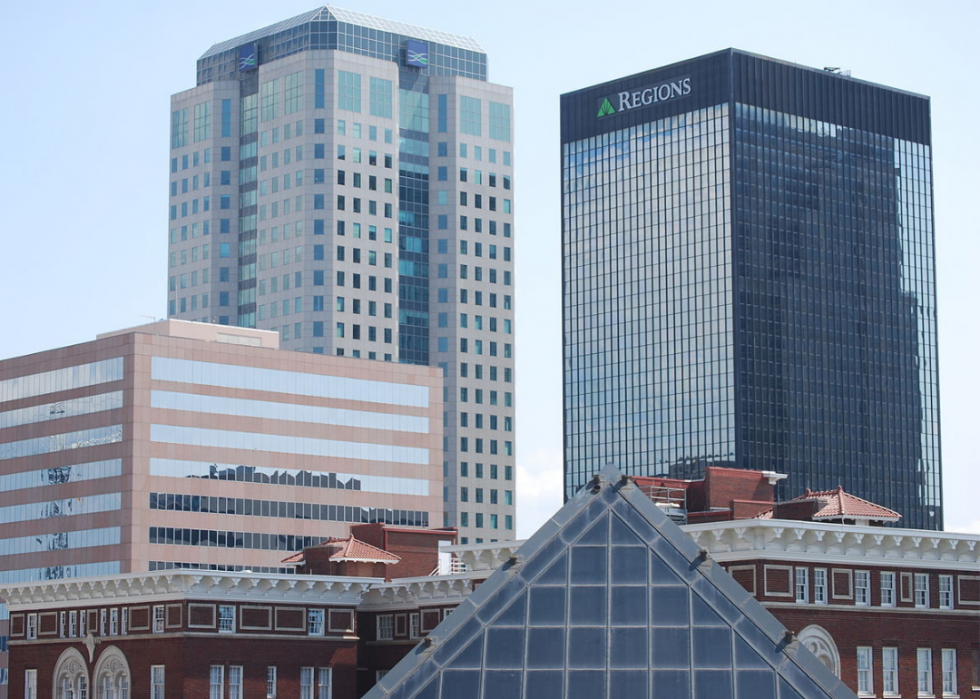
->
[[596, 76, 692, 119], [239, 44, 258, 72]]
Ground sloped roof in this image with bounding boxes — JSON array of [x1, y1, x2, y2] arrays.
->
[[758, 486, 901, 522], [363, 464, 857, 699], [200, 6, 484, 60], [281, 536, 401, 565]]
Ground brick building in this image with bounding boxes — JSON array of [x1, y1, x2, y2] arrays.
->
[[3, 469, 977, 698]]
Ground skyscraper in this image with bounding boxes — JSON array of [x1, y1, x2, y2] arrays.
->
[[561, 50, 941, 529], [167, 7, 517, 542]]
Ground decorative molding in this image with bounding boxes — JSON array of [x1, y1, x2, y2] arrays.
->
[[957, 575, 980, 606], [727, 565, 757, 595], [763, 565, 794, 597], [831, 569, 853, 600], [0, 571, 379, 610], [682, 521, 980, 570], [240, 605, 273, 631], [274, 606, 305, 631]]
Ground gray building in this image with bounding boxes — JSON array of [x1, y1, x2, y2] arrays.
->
[[167, 7, 517, 542], [561, 50, 941, 529]]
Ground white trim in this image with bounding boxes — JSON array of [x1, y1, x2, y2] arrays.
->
[[763, 565, 794, 598]]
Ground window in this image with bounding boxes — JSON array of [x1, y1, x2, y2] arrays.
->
[[377, 615, 393, 641], [795, 567, 809, 603], [915, 573, 930, 608], [27, 613, 37, 639], [266, 667, 277, 699], [941, 649, 957, 696], [881, 571, 896, 607], [855, 571, 870, 606], [814, 568, 827, 604], [308, 609, 324, 636], [121, 608, 128, 635], [317, 668, 332, 699], [338, 71, 361, 112], [882, 647, 899, 696], [69, 611, 77, 638], [110, 608, 119, 635], [459, 96, 482, 136], [939, 575, 953, 609], [101, 608, 107, 635], [219, 605, 235, 633], [210, 665, 225, 699], [409, 613, 420, 639], [151, 666, 165, 699], [857, 647, 874, 696], [918, 648, 933, 697], [59, 611, 66, 637], [229, 666, 243, 699], [25, 669, 37, 699], [300, 668, 314, 699]]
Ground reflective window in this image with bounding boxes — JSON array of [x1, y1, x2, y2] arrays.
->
[[151, 357, 428, 407], [0, 391, 123, 430], [0, 358, 123, 402], [0, 425, 123, 461], [150, 424, 428, 465], [0, 561, 120, 585], [0, 527, 120, 557], [0, 459, 121, 492], [0, 492, 121, 525], [149, 458, 429, 496], [151, 390, 428, 434], [149, 493, 428, 528]]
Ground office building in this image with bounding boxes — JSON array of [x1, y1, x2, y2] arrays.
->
[[167, 6, 517, 543], [0, 319, 443, 579], [561, 49, 941, 528]]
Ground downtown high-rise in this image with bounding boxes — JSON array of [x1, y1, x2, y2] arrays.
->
[[561, 50, 941, 529], [167, 7, 516, 542]]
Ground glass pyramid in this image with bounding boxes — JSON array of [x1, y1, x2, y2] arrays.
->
[[364, 465, 857, 699]]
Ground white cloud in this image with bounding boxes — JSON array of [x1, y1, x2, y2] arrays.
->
[[515, 446, 564, 539]]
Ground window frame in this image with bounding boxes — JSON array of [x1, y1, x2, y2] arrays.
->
[[795, 566, 809, 604], [376, 614, 394, 641], [918, 647, 934, 697], [882, 647, 899, 697], [151, 665, 166, 699], [857, 646, 874, 696], [880, 571, 896, 607]]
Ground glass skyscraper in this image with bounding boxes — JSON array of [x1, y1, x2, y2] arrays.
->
[[167, 7, 517, 542], [561, 50, 940, 529]]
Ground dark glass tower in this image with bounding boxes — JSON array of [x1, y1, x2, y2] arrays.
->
[[561, 50, 941, 529]]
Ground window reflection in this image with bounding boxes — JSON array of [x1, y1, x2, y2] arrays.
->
[[150, 424, 429, 465], [151, 390, 429, 434], [149, 492, 430, 527], [0, 359, 123, 403], [0, 426, 123, 461], [149, 458, 428, 496], [0, 493, 121, 525], [151, 357, 429, 408]]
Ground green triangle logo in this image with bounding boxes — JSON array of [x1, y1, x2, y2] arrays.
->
[[597, 97, 616, 118]]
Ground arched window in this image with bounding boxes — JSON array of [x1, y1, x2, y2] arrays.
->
[[797, 624, 841, 677], [52, 648, 90, 699], [92, 647, 131, 699]]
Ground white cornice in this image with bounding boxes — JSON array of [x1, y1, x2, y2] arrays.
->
[[442, 540, 525, 571], [0, 570, 381, 610], [682, 520, 980, 570], [358, 577, 473, 609]]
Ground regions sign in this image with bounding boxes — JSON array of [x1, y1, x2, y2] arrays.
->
[[596, 76, 691, 118]]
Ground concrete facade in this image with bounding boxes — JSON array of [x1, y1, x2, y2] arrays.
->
[[0, 320, 443, 580], [167, 7, 517, 544]]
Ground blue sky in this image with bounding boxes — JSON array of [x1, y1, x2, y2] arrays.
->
[[1, 0, 976, 537]]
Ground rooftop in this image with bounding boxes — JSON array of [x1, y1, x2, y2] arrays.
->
[[758, 486, 902, 523], [200, 5, 484, 60]]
